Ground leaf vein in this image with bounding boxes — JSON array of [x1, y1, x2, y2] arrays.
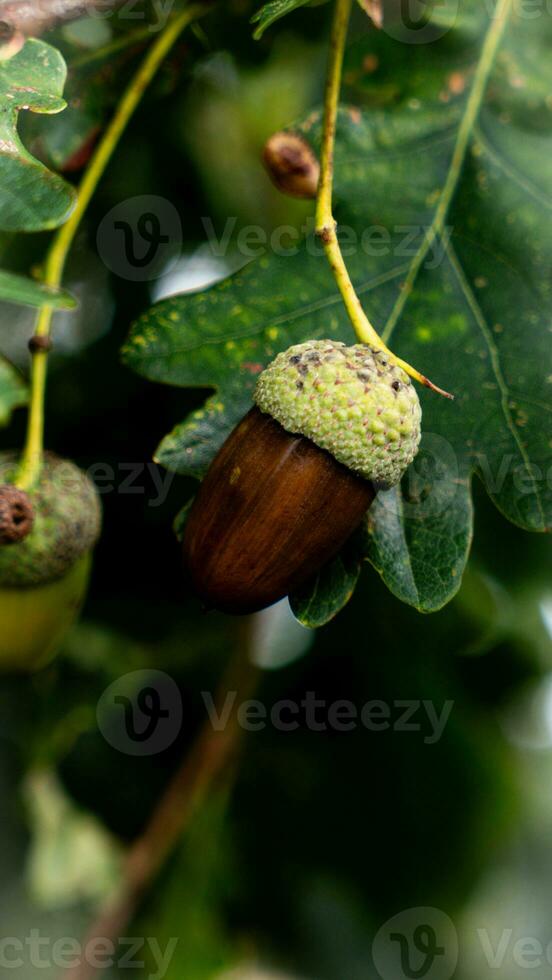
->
[[380, 0, 514, 347], [132, 263, 411, 360], [474, 124, 552, 211], [445, 239, 546, 526]]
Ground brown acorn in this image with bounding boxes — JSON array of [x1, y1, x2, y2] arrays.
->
[[183, 340, 422, 615]]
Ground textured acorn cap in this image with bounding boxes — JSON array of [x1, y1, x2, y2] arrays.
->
[[0, 453, 101, 588], [254, 340, 422, 487]]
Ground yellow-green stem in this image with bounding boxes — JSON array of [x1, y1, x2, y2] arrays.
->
[[315, 0, 452, 398], [16, 2, 210, 490]]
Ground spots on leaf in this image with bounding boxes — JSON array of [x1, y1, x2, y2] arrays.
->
[[241, 362, 263, 375]]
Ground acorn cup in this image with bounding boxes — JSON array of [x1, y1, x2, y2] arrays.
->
[[0, 453, 102, 671], [183, 340, 422, 615]]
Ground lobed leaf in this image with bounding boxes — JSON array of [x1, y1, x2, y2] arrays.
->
[[0, 39, 76, 232], [251, 0, 326, 39], [124, 0, 552, 619], [290, 535, 363, 627]]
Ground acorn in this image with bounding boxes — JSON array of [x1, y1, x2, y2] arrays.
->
[[0, 453, 101, 671], [183, 340, 422, 615]]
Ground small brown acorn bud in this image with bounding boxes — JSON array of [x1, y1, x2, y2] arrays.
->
[[183, 341, 422, 615], [262, 131, 320, 199], [0, 485, 34, 545]]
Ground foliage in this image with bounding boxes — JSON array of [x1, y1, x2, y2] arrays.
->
[[0, 4, 551, 978], [252, 0, 325, 39], [0, 270, 75, 309], [125, 0, 552, 620], [0, 356, 27, 426], [0, 40, 75, 232]]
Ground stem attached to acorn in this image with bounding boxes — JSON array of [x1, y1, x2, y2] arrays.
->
[[15, 1, 212, 492], [314, 0, 453, 400]]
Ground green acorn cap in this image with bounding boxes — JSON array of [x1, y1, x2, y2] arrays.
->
[[0, 453, 101, 588], [254, 340, 422, 487]]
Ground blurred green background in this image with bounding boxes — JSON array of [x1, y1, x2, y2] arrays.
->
[[1, 1, 552, 977]]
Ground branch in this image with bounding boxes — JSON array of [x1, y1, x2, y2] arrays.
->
[[60, 634, 259, 980], [16, 1, 212, 491], [0, 0, 126, 36]]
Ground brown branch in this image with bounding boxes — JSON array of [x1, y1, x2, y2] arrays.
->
[[60, 627, 260, 980], [0, 0, 127, 37], [0, 0, 216, 38]]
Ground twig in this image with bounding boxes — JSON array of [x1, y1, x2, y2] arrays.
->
[[315, 0, 453, 399], [60, 631, 260, 980], [0, 0, 126, 36], [15, 1, 212, 492]]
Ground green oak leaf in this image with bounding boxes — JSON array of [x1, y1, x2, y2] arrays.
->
[[0, 270, 76, 310], [0, 357, 27, 426], [251, 0, 327, 38], [290, 534, 363, 628], [124, 0, 552, 619], [0, 39, 76, 232]]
